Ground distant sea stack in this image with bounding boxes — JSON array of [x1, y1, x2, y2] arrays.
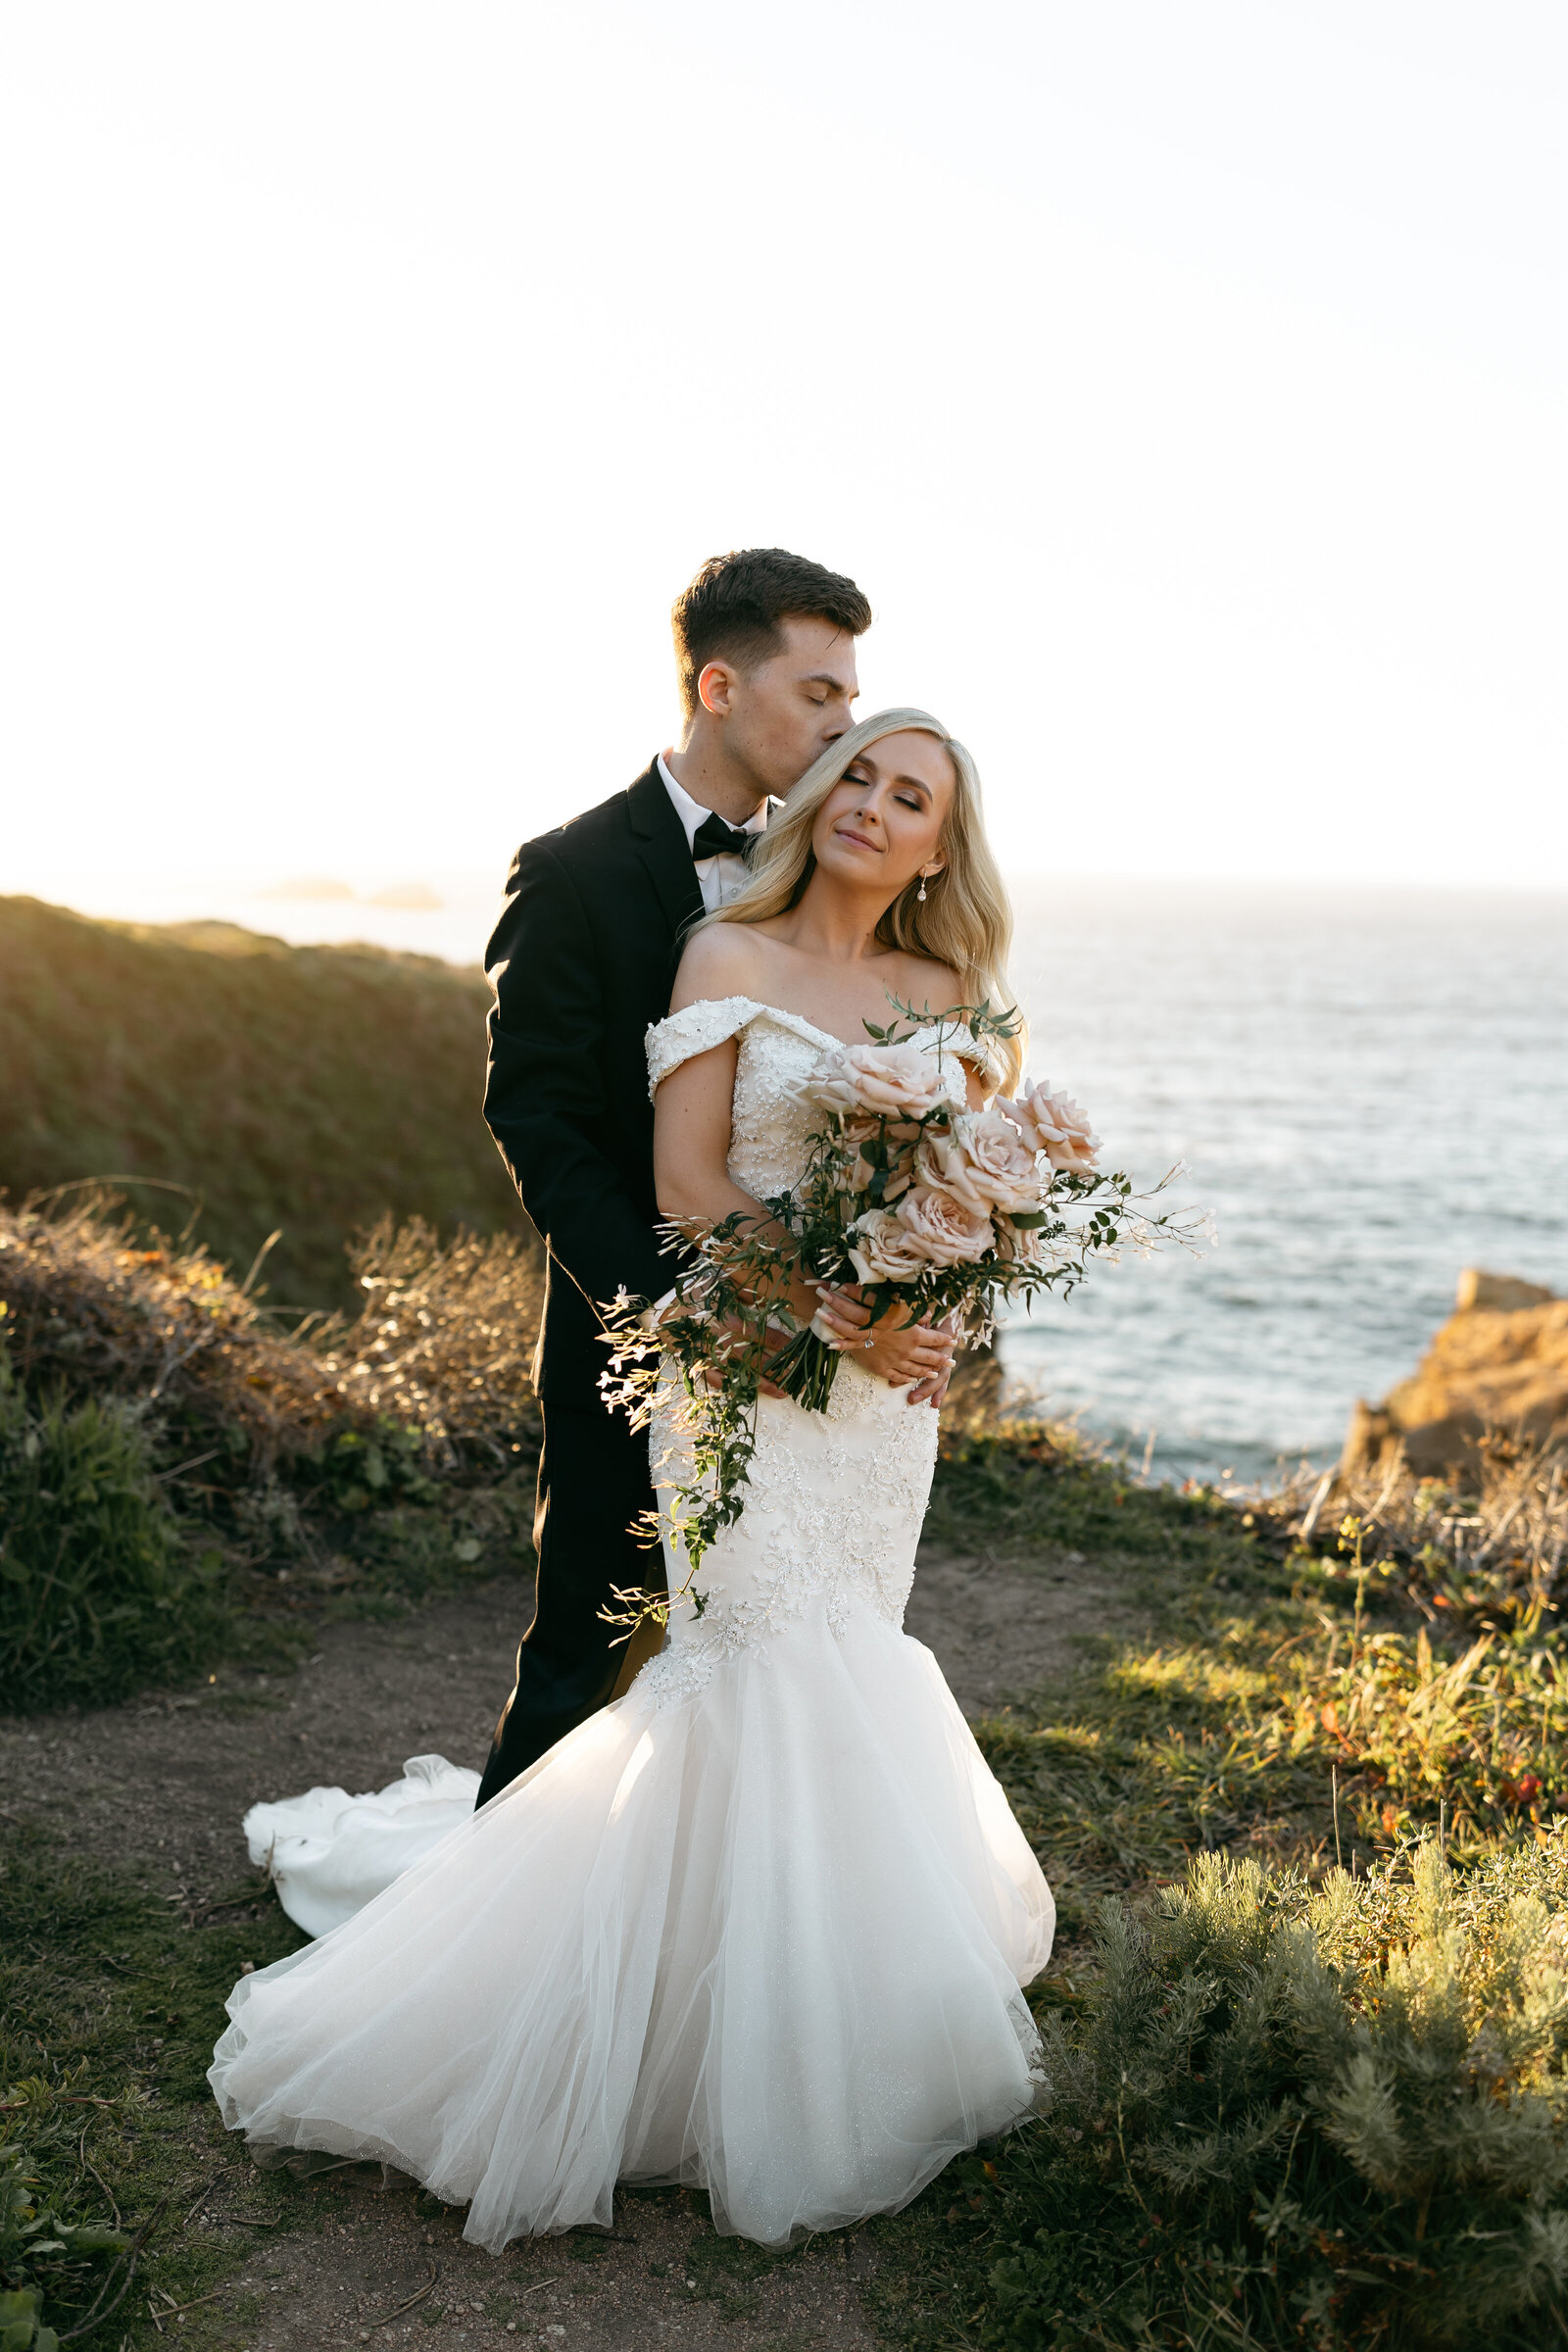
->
[[1342, 1269, 1568, 1480]]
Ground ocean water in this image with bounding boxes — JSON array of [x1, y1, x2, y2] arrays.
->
[[1001, 883, 1568, 1488], [34, 869, 1568, 1490]]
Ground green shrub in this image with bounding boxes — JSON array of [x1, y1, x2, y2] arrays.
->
[[980, 1838, 1568, 2350], [0, 2114, 126, 2352], [0, 1341, 228, 1710], [0, 1203, 547, 1708], [306, 1417, 439, 1514]]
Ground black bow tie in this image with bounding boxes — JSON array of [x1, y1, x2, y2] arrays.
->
[[692, 810, 759, 861]]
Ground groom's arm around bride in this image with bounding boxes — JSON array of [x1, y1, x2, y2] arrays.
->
[[472, 548, 871, 1802]]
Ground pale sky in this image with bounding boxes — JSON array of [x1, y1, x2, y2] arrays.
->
[[4, 1, 1566, 916]]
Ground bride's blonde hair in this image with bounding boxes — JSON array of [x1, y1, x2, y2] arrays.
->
[[704, 707, 1024, 1092]]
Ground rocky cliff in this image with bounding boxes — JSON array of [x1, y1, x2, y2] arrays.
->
[[1342, 1269, 1568, 1480]]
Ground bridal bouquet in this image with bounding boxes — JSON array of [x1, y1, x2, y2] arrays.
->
[[601, 1000, 1199, 1625], [763, 1013, 1104, 1413]]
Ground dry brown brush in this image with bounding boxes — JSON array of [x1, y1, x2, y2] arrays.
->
[[0, 1195, 543, 1476], [0, 1198, 545, 1706]]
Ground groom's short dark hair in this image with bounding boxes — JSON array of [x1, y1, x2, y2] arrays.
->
[[671, 548, 871, 720]]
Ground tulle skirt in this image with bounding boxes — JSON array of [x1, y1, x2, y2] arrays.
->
[[208, 1599, 1054, 2249], [241, 1752, 482, 1940]]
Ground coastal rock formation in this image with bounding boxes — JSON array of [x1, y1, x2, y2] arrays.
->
[[1341, 1269, 1568, 1481], [1454, 1268, 1556, 1314]]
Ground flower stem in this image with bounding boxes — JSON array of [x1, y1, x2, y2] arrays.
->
[[766, 1327, 841, 1413]]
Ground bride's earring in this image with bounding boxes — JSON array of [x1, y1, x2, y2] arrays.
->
[[917, 870, 929, 903]]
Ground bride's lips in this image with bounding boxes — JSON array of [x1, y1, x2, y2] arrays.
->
[[833, 824, 880, 855]]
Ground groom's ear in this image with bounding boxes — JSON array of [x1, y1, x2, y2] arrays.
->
[[696, 660, 739, 718]]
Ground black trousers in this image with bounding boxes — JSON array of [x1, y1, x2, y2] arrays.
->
[[473, 1400, 661, 1806]]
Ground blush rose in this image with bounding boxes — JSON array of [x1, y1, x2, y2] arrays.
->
[[844, 1208, 932, 1286], [808, 1043, 961, 1122], [892, 1184, 995, 1268], [917, 1108, 1045, 1215], [1004, 1083, 1101, 1175]]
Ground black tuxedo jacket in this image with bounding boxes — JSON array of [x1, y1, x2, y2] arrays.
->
[[483, 759, 704, 1406]]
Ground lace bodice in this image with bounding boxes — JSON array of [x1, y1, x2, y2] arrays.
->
[[634, 995, 1001, 1712], [646, 995, 1003, 1202]]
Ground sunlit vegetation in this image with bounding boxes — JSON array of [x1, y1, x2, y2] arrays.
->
[[5, 1156, 1568, 2343], [0, 896, 519, 1309], [866, 1420, 1568, 2349]]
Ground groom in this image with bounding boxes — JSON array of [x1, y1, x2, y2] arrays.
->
[[476, 548, 896, 1802]]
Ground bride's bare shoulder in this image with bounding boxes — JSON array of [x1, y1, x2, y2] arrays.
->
[[668, 919, 772, 1015], [884, 950, 966, 1017]]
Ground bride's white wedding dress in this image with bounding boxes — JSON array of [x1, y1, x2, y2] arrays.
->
[[209, 999, 1054, 2250]]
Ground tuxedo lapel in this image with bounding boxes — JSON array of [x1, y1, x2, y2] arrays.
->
[[626, 760, 704, 941]]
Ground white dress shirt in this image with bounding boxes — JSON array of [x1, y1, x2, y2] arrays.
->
[[658, 754, 768, 913]]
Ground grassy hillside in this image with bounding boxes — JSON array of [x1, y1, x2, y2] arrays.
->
[[0, 896, 522, 1309]]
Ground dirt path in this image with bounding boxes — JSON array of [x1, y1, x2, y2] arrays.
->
[[3, 1539, 1138, 2351]]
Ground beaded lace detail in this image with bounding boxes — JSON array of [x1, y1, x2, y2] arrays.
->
[[633, 997, 986, 1711], [633, 1374, 940, 1712]]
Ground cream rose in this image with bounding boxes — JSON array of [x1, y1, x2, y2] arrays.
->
[[917, 1108, 1046, 1215], [893, 1184, 995, 1268], [807, 1042, 960, 1122], [845, 1207, 932, 1286], [1004, 1083, 1100, 1175]]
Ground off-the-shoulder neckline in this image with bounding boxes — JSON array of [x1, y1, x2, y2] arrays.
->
[[652, 994, 973, 1055]]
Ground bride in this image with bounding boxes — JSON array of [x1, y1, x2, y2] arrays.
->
[[209, 708, 1055, 2251]]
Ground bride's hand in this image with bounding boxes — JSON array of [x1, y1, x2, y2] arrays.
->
[[812, 1286, 956, 1404]]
